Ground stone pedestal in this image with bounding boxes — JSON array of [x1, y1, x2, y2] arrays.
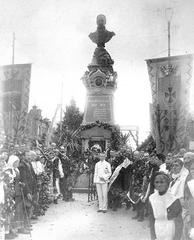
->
[[81, 65, 117, 152], [82, 69, 117, 125]]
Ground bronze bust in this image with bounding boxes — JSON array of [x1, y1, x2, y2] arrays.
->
[[89, 14, 115, 47]]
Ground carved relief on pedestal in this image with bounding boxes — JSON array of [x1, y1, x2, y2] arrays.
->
[[81, 69, 117, 89]]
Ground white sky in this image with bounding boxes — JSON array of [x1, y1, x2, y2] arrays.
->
[[1, 0, 194, 142]]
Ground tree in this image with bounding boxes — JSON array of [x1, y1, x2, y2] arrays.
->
[[137, 134, 156, 154], [119, 132, 130, 148], [52, 99, 83, 155], [63, 99, 83, 131]]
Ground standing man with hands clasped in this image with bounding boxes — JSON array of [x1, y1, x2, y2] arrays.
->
[[94, 152, 112, 213]]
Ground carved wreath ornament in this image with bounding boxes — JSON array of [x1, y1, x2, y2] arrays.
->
[[160, 64, 176, 76]]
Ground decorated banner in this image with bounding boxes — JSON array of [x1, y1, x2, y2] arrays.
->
[[146, 54, 193, 154], [0, 64, 31, 143]]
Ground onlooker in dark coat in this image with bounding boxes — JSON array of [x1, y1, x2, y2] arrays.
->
[[18, 151, 37, 229]]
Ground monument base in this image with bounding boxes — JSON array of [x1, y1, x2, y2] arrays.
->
[[80, 125, 111, 152], [74, 173, 89, 192]]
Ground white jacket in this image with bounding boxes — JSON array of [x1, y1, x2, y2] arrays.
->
[[93, 160, 112, 184]]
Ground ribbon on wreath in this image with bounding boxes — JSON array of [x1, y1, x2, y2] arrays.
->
[[108, 158, 132, 191]]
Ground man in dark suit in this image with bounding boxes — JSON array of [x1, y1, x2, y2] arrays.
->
[[19, 151, 37, 227]]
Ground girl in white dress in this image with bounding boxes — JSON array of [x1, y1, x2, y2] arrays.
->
[[149, 172, 183, 240]]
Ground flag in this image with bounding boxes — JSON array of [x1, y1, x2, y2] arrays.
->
[[0, 64, 31, 142], [146, 54, 193, 154]]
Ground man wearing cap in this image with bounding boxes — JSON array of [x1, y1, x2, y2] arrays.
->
[[93, 152, 112, 213]]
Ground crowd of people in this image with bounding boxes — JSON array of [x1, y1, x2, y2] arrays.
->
[[94, 147, 194, 240], [0, 140, 194, 240], [0, 142, 80, 240]]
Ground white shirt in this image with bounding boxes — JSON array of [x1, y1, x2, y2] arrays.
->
[[169, 167, 189, 199], [159, 163, 169, 174], [93, 160, 112, 184], [31, 161, 44, 175]]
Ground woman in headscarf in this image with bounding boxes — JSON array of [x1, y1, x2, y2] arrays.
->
[[3, 155, 20, 238], [169, 158, 189, 204], [149, 172, 183, 240], [184, 152, 194, 170], [183, 153, 194, 240], [6, 155, 30, 235]]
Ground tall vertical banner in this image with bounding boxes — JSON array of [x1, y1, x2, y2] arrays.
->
[[0, 64, 31, 143], [146, 54, 193, 154]]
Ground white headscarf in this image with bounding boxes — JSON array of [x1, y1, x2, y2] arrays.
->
[[184, 152, 194, 163], [169, 164, 189, 199], [7, 155, 19, 168], [6, 155, 20, 178]]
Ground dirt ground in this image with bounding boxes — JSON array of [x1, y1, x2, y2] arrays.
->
[[15, 193, 150, 240]]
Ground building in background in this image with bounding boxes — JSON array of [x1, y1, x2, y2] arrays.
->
[[25, 105, 50, 145]]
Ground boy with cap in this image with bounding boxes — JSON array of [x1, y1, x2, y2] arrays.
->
[[93, 152, 112, 213]]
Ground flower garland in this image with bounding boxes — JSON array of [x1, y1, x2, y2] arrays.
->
[[79, 121, 121, 151], [0, 170, 15, 234], [37, 172, 52, 216]]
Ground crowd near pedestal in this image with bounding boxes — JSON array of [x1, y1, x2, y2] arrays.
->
[[0, 143, 194, 240], [93, 147, 194, 240]]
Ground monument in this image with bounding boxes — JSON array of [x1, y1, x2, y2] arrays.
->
[[80, 14, 117, 152]]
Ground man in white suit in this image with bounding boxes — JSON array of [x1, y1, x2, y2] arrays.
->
[[93, 152, 112, 213]]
